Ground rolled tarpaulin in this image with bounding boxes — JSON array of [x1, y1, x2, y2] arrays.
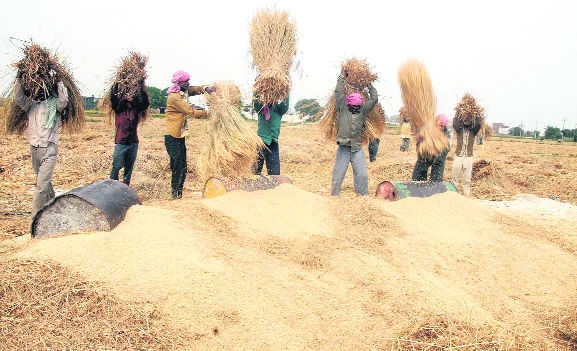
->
[[203, 175, 292, 198], [378, 181, 457, 201], [31, 179, 141, 238]]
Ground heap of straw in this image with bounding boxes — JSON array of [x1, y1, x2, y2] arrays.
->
[[5, 42, 84, 134], [104, 52, 149, 122], [454, 93, 485, 124], [197, 82, 264, 179], [320, 58, 385, 144], [250, 9, 296, 105], [397, 59, 447, 158]]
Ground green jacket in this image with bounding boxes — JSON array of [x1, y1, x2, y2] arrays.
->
[[254, 95, 290, 145], [335, 76, 378, 152]]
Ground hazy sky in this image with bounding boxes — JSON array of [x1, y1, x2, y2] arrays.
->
[[1, 0, 576, 130]]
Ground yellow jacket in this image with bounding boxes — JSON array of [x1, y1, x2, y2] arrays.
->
[[165, 87, 208, 138], [400, 122, 411, 139]]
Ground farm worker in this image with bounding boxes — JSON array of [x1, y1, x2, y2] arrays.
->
[[411, 114, 450, 182], [108, 80, 149, 186], [452, 111, 482, 196], [368, 138, 380, 162], [330, 68, 378, 196], [14, 79, 69, 216], [164, 70, 214, 199], [252, 93, 290, 175], [399, 112, 411, 152]]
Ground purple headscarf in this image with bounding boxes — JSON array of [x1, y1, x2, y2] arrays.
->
[[168, 70, 190, 93], [346, 93, 363, 106]]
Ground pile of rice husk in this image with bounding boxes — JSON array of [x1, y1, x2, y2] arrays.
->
[[4, 42, 84, 135], [397, 59, 447, 158], [472, 159, 502, 180], [454, 93, 485, 124], [197, 82, 264, 179], [250, 9, 297, 105], [320, 58, 386, 144], [103, 52, 149, 123]]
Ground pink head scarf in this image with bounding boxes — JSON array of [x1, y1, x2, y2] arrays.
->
[[346, 93, 363, 106], [168, 70, 190, 93], [436, 113, 448, 127]]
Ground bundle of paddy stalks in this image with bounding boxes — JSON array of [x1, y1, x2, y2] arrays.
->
[[397, 59, 447, 158], [320, 58, 385, 144], [197, 82, 264, 179], [5, 42, 84, 134], [103, 52, 149, 123], [454, 93, 485, 124], [249, 9, 296, 105]]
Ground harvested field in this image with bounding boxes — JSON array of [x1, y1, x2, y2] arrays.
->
[[1, 117, 577, 350]]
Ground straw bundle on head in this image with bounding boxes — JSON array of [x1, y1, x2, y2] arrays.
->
[[250, 9, 296, 105], [454, 93, 485, 124], [397, 59, 447, 158], [320, 58, 385, 144], [104, 52, 149, 123], [197, 82, 264, 179], [5, 42, 84, 134]]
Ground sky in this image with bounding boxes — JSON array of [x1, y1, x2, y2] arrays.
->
[[1, 0, 577, 131]]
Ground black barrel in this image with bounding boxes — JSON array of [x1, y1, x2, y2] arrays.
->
[[31, 179, 141, 238]]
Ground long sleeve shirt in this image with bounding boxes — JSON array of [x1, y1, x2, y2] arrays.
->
[[15, 81, 68, 147], [453, 117, 482, 157], [254, 95, 290, 145], [335, 76, 378, 152], [164, 88, 207, 138]]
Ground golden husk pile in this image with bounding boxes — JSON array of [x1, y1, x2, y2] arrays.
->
[[397, 59, 447, 158], [250, 9, 296, 105], [197, 82, 264, 179], [104, 52, 149, 123], [454, 93, 485, 124], [5, 42, 84, 134], [320, 58, 385, 144]]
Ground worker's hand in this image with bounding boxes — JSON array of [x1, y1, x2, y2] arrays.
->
[[204, 86, 216, 94]]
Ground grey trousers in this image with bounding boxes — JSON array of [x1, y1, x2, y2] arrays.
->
[[331, 145, 368, 196], [31, 143, 58, 216], [452, 156, 473, 196]]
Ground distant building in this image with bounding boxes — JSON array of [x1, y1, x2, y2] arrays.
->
[[82, 95, 103, 111], [492, 122, 510, 134]]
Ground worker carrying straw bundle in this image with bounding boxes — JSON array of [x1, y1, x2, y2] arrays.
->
[[5, 42, 84, 217], [320, 58, 386, 147], [106, 52, 150, 186], [397, 59, 448, 159], [197, 82, 264, 180], [329, 67, 378, 196], [451, 93, 485, 196], [249, 9, 296, 106]]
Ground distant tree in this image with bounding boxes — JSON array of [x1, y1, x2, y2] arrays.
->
[[508, 126, 524, 137], [147, 86, 167, 109], [294, 99, 324, 121], [544, 126, 562, 140], [562, 129, 574, 139]]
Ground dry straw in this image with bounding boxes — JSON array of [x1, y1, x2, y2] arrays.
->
[[250, 9, 296, 105], [197, 82, 264, 179], [455, 93, 485, 124], [397, 59, 447, 158], [320, 58, 385, 144], [5, 42, 84, 134], [103, 51, 149, 124]]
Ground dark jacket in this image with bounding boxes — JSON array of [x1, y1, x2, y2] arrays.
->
[[453, 117, 482, 157], [110, 83, 150, 144], [254, 95, 290, 145], [335, 76, 378, 152]]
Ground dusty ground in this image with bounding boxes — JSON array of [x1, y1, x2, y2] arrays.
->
[[1, 117, 577, 350]]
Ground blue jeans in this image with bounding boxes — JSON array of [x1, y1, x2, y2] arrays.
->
[[110, 143, 138, 186], [331, 145, 368, 196], [253, 140, 280, 175]]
